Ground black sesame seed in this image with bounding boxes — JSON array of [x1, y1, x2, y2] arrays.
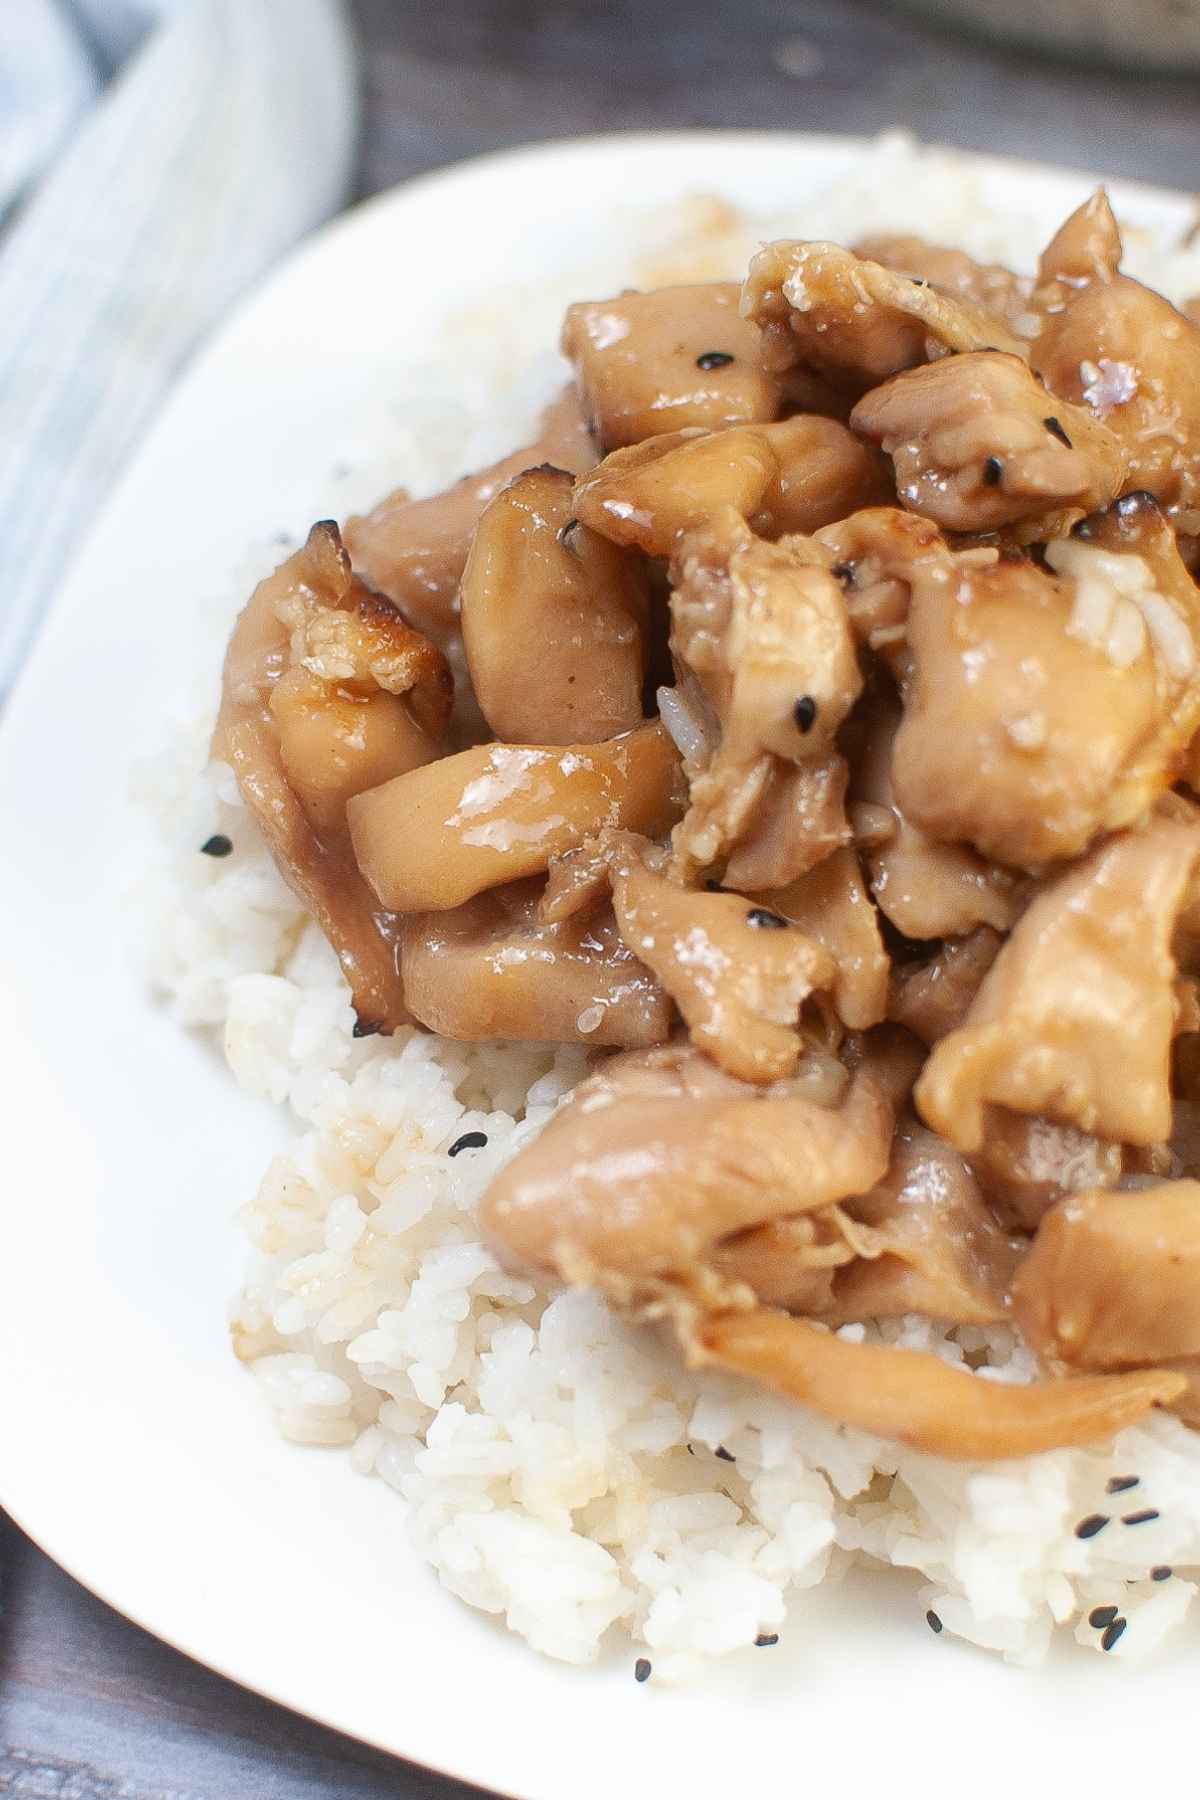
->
[[634, 1657, 652, 1683], [746, 907, 790, 930], [830, 561, 856, 586], [925, 1610, 943, 1634], [1088, 1605, 1119, 1630], [352, 1018, 382, 1039], [793, 695, 818, 734], [705, 878, 728, 892], [200, 834, 233, 857], [1071, 514, 1100, 540], [1106, 1475, 1139, 1494], [1101, 1617, 1127, 1652], [715, 1445, 735, 1462], [686, 1443, 696, 1455], [1151, 1566, 1173, 1582], [910, 277, 929, 287], [755, 1633, 779, 1647], [556, 517, 581, 552], [982, 456, 1004, 487], [1043, 415, 1073, 447], [1121, 1509, 1160, 1527], [1075, 1514, 1110, 1540], [448, 1131, 488, 1157], [696, 350, 735, 371]]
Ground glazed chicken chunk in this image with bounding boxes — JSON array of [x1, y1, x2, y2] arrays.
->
[[742, 239, 1028, 397], [850, 351, 1128, 535], [459, 463, 648, 744], [215, 521, 451, 1032], [918, 816, 1200, 1151], [561, 281, 782, 450], [894, 523, 1200, 867], [1032, 190, 1200, 525]]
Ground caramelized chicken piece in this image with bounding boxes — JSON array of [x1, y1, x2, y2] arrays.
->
[[855, 689, 1020, 939], [813, 505, 948, 658], [742, 240, 1028, 398], [348, 721, 685, 913], [824, 1121, 1020, 1327], [850, 352, 1127, 535], [603, 839, 835, 1082], [561, 282, 781, 451], [752, 416, 893, 538], [918, 817, 1200, 1151], [758, 847, 889, 1031], [854, 233, 1036, 334], [343, 388, 595, 643], [894, 537, 1199, 868], [667, 510, 861, 882], [1014, 1183, 1200, 1374], [889, 928, 1120, 1231], [481, 1042, 892, 1314], [572, 427, 778, 557], [400, 878, 670, 1047], [1185, 295, 1200, 329], [720, 756, 851, 891], [889, 927, 1004, 1046], [970, 1111, 1124, 1234], [459, 464, 648, 744], [696, 1308, 1182, 1460], [1032, 191, 1200, 522], [215, 523, 452, 1032]]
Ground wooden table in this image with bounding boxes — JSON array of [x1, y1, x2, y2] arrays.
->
[[3, 3, 1196, 1795]]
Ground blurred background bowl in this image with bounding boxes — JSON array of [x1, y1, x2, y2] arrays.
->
[[886, 0, 1200, 71]]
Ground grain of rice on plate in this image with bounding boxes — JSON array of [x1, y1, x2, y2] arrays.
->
[[144, 137, 1200, 1679]]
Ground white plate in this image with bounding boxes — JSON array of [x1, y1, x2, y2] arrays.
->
[[2, 132, 1198, 1800]]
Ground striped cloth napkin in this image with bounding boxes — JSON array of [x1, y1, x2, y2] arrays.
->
[[0, 0, 359, 694]]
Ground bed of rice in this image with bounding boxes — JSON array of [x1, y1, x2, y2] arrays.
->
[[142, 137, 1200, 1680]]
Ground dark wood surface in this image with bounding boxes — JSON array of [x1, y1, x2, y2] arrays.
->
[[4, 3, 1197, 1795]]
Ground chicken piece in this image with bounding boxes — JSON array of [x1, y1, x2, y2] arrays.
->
[[894, 534, 1200, 868], [889, 927, 1004, 1046], [974, 1112, 1124, 1234], [823, 1121, 1020, 1327], [1185, 295, 1200, 329], [459, 464, 648, 744], [214, 523, 452, 1033], [348, 721, 685, 913], [707, 1213, 851, 1316], [695, 1307, 1182, 1460], [720, 755, 850, 891], [1014, 1183, 1200, 1374], [400, 879, 670, 1048], [343, 387, 596, 643], [1032, 191, 1200, 523], [918, 817, 1200, 1152], [742, 240, 1028, 398], [604, 840, 836, 1082], [850, 352, 1127, 535], [666, 510, 861, 882], [481, 1041, 892, 1314], [813, 506, 950, 658], [561, 282, 781, 451], [888, 928, 1121, 1231], [855, 688, 1020, 939], [751, 416, 893, 538], [571, 427, 779, 557], [854, 233, 1036, 335], [841, 1021, 927, 1113], [757, 847, 890, 1031]]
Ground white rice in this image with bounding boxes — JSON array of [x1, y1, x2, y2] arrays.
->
[[142, 137, 1200, 1680]]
